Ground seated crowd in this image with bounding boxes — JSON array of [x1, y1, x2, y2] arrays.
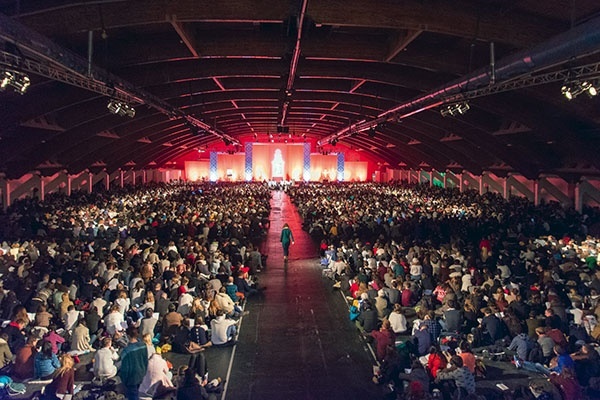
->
[[289, 182, 600, 400], [0, 182, 270, 400]]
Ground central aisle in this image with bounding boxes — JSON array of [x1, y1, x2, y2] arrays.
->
[[224, 190, 383, 400]]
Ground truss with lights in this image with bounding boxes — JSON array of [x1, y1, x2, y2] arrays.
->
[[318, 60, 600, 146], [107, 99, 136, 118], [0, 12, 239, 146], [0, 69, 30, 94]]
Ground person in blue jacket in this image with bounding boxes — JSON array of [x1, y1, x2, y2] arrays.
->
[[34, 341, 60, 379]]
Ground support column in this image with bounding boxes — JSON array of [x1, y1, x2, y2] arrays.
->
[[66, 175, 72, 196], [105, 173, 110, 191], [479, 175, 484, 195], [39, 176, 45, 201], [567, 182, 577, 209], [533, 179, 540, 206], [143, 170, 147, 184], [430, 171, 433, 187], [443, 172, 448, 188], [119, 170, 124, 188], [132, 171, 136, 186], [458, 173, 463, 192], [574, 182, 583, 213], [88, 172, 93, 193], [503, 177, 509, 199], [1, 180, 10, 210]]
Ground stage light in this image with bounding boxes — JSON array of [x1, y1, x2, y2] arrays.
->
[[107, 100, 135, 117], [561, 80, 598, 100], [561, 84, 573, 100], [223, 137, 231, 146], [440, 101, 470, 117], [368, 127, 376, 138], [0, 70, 30, 95], [331, 138, 338, 146]]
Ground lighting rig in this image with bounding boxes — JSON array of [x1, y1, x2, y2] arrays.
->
[[106, 99, 136, 118], [561, 80, 597, 100], [440, 102, 470, 117], [0, 69, 30, 94]]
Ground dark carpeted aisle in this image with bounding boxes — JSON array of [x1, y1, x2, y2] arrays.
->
[[223, 190, 383, 400]]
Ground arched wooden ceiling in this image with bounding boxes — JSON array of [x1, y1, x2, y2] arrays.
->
[[1, 0, 600, 180]]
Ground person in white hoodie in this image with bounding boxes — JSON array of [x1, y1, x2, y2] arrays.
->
[[210, 310, 238, 346], [409, 258, 422, 281], [138, 351, 175, 397], [93, 337, 119, 380]]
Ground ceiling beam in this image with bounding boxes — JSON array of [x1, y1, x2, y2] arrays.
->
[[168, 15, 200, 57], [384, 29, 423, 62], [14, 0, 560, 47], [280, 0, 309, 127]]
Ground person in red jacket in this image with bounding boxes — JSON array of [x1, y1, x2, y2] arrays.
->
[[427, 345, 448, 379], [401, 281, 416, 307], [370, 319, 396, 361]]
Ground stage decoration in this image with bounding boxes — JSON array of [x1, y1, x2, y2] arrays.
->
[[209, 152, 218, 182], [337, 152, 345, 181]]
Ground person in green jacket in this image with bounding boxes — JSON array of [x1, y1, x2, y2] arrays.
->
[[119, 326, 148, 400], [280, 223, 294, 261]]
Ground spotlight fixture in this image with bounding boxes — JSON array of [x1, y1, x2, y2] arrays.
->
[[223, 137, 232, 146], [0, 70, 30, 95], [331, 138, 338, 146], [368, 127, 376, 138], [107, 100, 136, 118], [561, 80, 597, 100], [440, 101, 470, 117]]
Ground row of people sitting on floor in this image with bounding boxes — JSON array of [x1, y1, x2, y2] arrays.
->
[[0, 182, 269, 400], [289, 182, 600, 399]]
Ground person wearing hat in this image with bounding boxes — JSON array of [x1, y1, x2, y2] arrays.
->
[[374, 289, 389, 321]]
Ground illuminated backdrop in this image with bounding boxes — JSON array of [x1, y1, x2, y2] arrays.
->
[[185, 143, 367, 182]]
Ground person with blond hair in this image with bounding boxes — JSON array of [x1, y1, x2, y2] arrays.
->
[[43, 354, 75, 399]]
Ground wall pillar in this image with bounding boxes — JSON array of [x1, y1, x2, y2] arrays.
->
[[39, 176, 45, 201], [533, 179, 541, 206], [1, 180, 10, 210], [120, 170, 124, 188], [66, 175, 72, 196], [574, 182, 583, 213], [478, 174, 484, 195]]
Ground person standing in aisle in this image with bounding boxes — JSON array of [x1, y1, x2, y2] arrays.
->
[[280, 223, 294, 262]]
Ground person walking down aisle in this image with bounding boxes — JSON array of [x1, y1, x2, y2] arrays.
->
[[119, 327, 148, 400], [280, 223, 294, 262]]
